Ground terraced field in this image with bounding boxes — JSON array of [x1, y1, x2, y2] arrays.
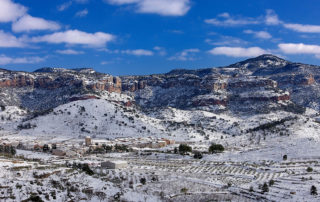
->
[[93, 155, 320, 201]]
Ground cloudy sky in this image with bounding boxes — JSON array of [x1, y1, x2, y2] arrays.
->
[[1, 0, 320, 75]]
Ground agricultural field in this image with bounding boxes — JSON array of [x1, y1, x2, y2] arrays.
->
[[0, 137, 320, 202]]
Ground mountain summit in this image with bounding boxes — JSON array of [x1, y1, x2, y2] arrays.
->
[[229, 54, 290, 71]]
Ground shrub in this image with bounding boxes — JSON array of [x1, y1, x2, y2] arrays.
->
[[82, 164, 94, 176], [10, 146, 16, 156], [115, 144, 128, 152], [179, 144, 192, 155], [269, 179, 275, 186], [23, 193, 44, 202], [140, 177, 146, 185], [249, 186, 254, 192], [262, 182, 269, 193], [17, 123, 36, 130], [0, 145, 16, 156], [0, 106, 5, 111], [283, 155, 287, 161], [103, 145, 113, 153], [209, 143, 224, 153], [193, 151, 203, 159], [180, 187, 188, 195], [311, 185, 318, 195], [80, 106, 86, 112], [307, 167, 313, 172]]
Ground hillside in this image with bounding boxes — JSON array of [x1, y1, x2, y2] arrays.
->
[[0, 54, 319, 141], [1, 55, 320, 202]]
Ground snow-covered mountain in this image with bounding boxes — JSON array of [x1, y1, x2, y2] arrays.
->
[[1, 54, 320, 139]]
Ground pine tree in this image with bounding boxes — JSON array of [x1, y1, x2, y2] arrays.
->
[[179, 144, 192, 155], [262, 182, 269, 193], [208, 143, 224, 153], [311, 185, 318, 195], [10, 146, 16, 156]]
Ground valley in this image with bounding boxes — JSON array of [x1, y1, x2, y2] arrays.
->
[[1, 54, 320, 201]]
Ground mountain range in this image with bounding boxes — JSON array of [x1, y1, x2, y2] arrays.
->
[[0, 54, 319, 140]]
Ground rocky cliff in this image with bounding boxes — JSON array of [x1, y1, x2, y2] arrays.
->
[[0, 54, 319, 114], [0, 68, 121, 110]]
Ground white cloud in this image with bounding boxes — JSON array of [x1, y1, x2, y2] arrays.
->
[[0, 54, 45, 65], [56, 49, 84, 55], [283, 24, 320, 33], [106, 0, 140, 5], [75, 9, 89, 17], [12, 15, 61, 33], [168, 48, 200, 61], [218, 12, 230, 18], [153, 46, 167, 56], [265, 10, 320, 34], [244, 30, 272, 39], [205, 36, 248, 46], [101, 61, 112, 65], [206, 10, 320, 35], [0, 1, 61, 33], [0, 0, 27, 23], [0, 30, 25, 48], [105, 0, 190, 16], [121, 49, 154, 56], [58, 0, 88, 11], [278, 43, 320, 57], [205, 13, 260, 26], [169, 30, 184, 34], [265, 9, 282, 25], [58, 1, 72, 11], [209, 47, 267, 57], [138, 0, 190, 16], [32, 29, 114, 47]]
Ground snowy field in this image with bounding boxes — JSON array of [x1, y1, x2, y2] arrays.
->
[[1, 96, 320, 201]]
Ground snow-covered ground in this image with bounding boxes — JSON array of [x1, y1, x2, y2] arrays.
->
[[1, 92, 320, 201]]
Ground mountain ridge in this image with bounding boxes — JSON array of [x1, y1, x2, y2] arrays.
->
[[0, 54, 319, 114], [0, 54, 319, 141]]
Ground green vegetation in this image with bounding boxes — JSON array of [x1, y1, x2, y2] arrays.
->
[[311, 185, 318, 195], [208, 143, 224, 153], [269, 179, 275, 186], [193, 151, 203, 159], [0, 145, 16, 156], [283, 154, 287, 161], [307, 167, 313, 172], [262, 182, 269, 193], [140, 177, 146, 185], [178, 144, 192, 155], [180, 187, 188, 195], [248, 117, 297, 132]]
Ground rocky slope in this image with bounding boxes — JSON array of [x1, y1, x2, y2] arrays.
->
[[121, 55, 312, 115], [0, 68, 121, 110], [0, 54, 320, 139], [0, 54, 319, 114]]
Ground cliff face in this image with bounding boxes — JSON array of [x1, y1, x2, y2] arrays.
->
[[118, 54, 320, 114], [0, 54, 319, 114], [120, 73, 292, 114], [0, 70, 121, 92], [0, 68, 121, 110]]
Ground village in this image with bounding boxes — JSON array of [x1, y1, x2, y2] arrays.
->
[[0, 135, 183, 169], [0, 135, 319, 201], [0, 132, 320, 201]]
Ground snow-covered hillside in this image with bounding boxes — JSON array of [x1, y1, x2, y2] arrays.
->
[[1, 54, 320, 201]]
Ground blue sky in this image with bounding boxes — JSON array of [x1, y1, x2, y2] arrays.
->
[[1, 0, 320, 75]]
